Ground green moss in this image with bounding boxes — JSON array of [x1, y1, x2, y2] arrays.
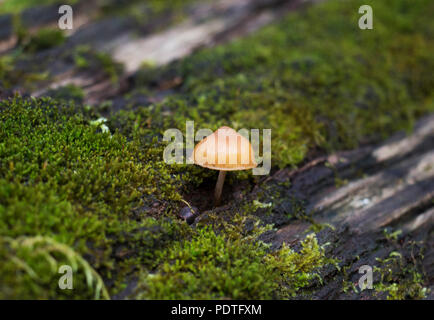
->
[[137, 225, 332, 299], [74, 46, 123, 84], [339, 230, 430, 299], [24, 28, 66, 53], [0, 96, 193, 298], [0, 236, 108, 299], [374, 251, 429, 300], [44, 84, 85, 103], [0, 96, 337, 299], [12, 13, 28, 45], [95, 52, 123, 84], [0, 53, 50, 90], [100, 0, 201, 25], [73, 46, 92, 69], [370, 228, 430, 300], [0, 56, 14, 88], [0, 0, 71, 14]]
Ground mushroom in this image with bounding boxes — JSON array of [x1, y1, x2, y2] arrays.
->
[[193, 126, 257, 206]]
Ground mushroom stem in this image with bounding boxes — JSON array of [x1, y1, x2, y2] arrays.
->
[[214, 170, 227, 206]]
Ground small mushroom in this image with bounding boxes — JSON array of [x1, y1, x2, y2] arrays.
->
[[193, 126, 257, 206]]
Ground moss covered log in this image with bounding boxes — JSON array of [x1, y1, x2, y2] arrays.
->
[[0, 96, 336, 299], [0, 0, 433, 299]]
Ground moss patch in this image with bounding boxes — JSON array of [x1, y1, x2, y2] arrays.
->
[[137, 222, 333, 299], [73, 46, 124, 84], [0, 96, 189, 298], [23, 28, 66, 53], [0, 236, 109, 299]]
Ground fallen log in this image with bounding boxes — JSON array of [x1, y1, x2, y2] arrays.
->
[[256, 114, 434, 299]]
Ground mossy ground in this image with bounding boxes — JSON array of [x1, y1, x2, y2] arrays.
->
[[0, 96, 336, 299], [1, 0, 433, 299]]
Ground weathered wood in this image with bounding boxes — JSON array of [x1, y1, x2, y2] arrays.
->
[[254, 115, 434, 299]]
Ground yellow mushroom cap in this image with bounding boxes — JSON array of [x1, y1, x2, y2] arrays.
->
[[193, 126, 257, 171]]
